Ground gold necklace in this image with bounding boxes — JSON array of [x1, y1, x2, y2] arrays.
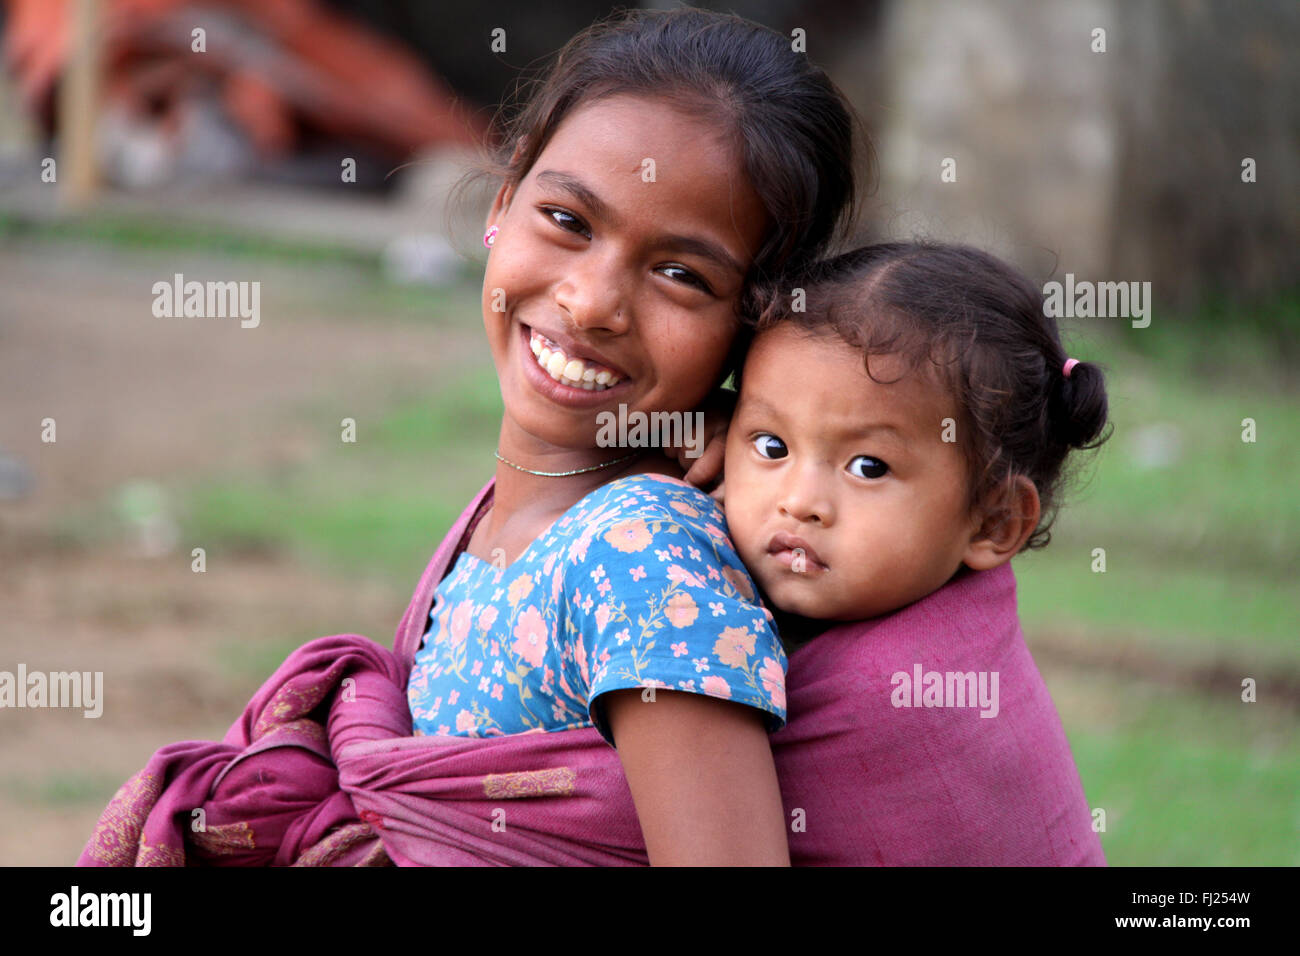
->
[[493, 449, 642, 478]]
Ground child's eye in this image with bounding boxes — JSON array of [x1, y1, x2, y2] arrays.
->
[[752, 434, 788, 459], [540, 206, 590, 238], [848, 455, 889, 479]]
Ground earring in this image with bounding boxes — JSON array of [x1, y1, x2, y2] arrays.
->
[[484, 226, 498, 248]]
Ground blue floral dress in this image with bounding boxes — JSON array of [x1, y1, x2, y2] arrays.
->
[[406, 473, 787, 745]]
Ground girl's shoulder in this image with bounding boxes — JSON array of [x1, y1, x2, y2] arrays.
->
[[540, 472, 744, 583], [565, 472, 727, 535]]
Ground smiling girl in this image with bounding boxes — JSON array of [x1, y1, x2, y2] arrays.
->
[[402, 8, 859, 865]]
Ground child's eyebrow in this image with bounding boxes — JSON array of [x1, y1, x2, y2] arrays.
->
[[534, 169, 745, 277], [842, 421, 905, 438], [740, 394, 907, 441], [737, 393, 784, 419]]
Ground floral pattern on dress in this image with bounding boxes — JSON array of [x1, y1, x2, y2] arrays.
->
[[407, 474, 786, 744]]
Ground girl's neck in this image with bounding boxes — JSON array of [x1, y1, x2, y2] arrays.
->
[[481, 420, 682, 545]]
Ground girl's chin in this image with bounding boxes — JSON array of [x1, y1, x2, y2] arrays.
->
[[498, 384, 612, 450], [502, 373, 613, 432]]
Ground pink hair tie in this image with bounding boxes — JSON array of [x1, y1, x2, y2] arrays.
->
[[1062, 358, 1079, 378]]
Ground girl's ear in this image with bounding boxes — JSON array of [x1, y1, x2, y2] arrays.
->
[[485, 137, 530, 231], [962, 475, 1040, 571], [486, 180, 515, 233]]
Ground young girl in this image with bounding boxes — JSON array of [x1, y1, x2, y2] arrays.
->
[[77, 5, 867, 871], [402, 7, 859, 865], [721, 241, 1109, 863]]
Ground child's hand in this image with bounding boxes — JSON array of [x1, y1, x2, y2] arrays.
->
[[678, 387, 735, 494], [706, 474, 725, 506], [681, 433, 725, 490]]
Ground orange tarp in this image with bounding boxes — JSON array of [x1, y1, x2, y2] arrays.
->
[[3, 0, 486, 159]]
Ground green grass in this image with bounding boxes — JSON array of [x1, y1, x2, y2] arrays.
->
[[1110, 289, 1300, 390], [1015, 302, 1300, 670], [2, 772, 133, 808], [0, 209, 379, 270], [1051, 667, 1300, 866], [216, 633, 331, 684], [1081, 728, 1299, 865], [179, 367, 503, 581], [1018, 557, 1297, 662], [0, 210, 486, 326]]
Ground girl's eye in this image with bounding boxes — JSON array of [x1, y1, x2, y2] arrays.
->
[[752, 434, 788, 460], [848, 455, 889, 479], [539, 209, 711, 293], [658, 264, 713, 294], [541, 206, 590, 238]]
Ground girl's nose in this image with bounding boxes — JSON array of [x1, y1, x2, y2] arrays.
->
[[777, 461, 835, 526], [553, 254, 631, 334]]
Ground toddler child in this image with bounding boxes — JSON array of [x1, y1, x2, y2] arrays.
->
[[720, 241, 1109, 863]]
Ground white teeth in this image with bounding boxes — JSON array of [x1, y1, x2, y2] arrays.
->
[[528, 329, 623, 391]]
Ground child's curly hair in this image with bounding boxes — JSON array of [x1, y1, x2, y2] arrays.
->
[[751, 242, 1111, 549]]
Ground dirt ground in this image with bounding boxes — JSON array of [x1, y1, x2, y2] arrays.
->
[[0, 239, 481, 864]]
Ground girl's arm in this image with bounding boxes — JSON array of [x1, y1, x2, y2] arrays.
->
[[603, 688, 790, 866]]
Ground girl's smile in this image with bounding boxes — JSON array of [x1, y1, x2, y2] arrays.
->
[[527, 326, 625, 390], [514, 321, 630, 408], [481, 93, 768, 466]]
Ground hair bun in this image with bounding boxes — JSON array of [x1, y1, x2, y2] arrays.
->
[[1055, 360, 1109, 449]]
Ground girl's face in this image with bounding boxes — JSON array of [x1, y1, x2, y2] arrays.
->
[[724, 324, 986, 621], [482, 94, 767, 456]]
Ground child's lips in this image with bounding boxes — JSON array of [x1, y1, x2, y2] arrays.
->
[[766, 532, 828, 572]]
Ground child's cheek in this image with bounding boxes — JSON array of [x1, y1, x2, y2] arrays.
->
[[720, 436, 744, 524], [721, 452, 761, 568]]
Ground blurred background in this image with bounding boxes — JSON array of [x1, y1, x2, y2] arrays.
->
[[0, 0, 1295, 865]]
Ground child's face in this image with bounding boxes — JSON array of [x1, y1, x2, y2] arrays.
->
[[481, 94, 767, 454], [724, 324, 984, 621]]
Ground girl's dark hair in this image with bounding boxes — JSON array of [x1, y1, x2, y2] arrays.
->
[[757, 242, 1111, 550], [469, 6, 863, 328]]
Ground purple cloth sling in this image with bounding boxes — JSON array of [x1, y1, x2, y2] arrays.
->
[[78, 480, 1103, 866]]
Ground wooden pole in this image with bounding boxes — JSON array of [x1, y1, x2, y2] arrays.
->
[[59, 0, 103, 208]]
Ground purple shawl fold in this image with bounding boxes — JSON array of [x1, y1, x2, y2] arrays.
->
[[78, 480, 1103, 866]]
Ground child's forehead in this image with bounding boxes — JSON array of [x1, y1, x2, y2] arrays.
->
[[742, 323, 959, 426], [745, 322, 876, 377]]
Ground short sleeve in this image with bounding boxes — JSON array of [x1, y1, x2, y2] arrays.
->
[[560, 477, 788, 746]]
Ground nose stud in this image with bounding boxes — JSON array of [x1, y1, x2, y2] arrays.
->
[[484, 226, 498, 248]]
